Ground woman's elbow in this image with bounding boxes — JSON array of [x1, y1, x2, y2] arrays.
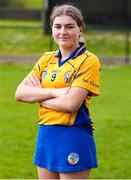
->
[[15, 85, 26, 102], [66, 103, 80, 113], [15, 88, 22, 101]]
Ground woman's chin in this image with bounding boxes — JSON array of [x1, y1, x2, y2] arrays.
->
[[58, 42, 73, 49]]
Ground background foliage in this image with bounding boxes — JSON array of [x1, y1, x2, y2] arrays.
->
[[0, 0, 42, 8], [0, 19, 128, 56]]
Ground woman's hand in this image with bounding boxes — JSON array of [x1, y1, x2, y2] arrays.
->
[[40, 87, 70, 107], [26, 75, 70, 97], [39, 87, 88, 113], [53, 87, 70, 98], [15, 73, 70, 103]]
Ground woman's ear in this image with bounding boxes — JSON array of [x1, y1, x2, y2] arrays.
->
[[79, 27, 83, 35]]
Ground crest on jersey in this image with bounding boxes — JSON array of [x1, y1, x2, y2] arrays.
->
[[42, 70, 47, 80], [64, 71, 73, 83], [68, 152, 79, 165]]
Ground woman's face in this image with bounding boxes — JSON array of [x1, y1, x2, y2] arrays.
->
[[52, 15, 82, 50]]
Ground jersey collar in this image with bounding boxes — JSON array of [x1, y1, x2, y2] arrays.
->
[[55, 42, 86, 67]]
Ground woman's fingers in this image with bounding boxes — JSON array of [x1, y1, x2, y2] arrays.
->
[[54, 87, 70, 97]]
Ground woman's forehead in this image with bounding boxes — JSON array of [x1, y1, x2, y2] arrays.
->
[[53, 15, 77, 25]]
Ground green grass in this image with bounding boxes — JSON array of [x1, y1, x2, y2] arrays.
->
[[0, 20, 130, 56], [85, 29, 129, 56], [90, 65, 131, 178], [3, 0, 43, 9], [0, 64, 131, 179], [21, 0, 43, 9], [0, 20, 51, 55], [0, 19, 42, 27], [0, 64, 38, 178]]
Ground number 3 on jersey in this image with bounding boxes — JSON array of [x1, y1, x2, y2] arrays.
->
[[51, 73, 56, 81]]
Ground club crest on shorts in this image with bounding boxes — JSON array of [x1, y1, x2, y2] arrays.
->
[[68, 152, 79, 165]]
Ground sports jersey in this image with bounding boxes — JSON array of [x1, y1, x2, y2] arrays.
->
[[30, 42, 101, 127]]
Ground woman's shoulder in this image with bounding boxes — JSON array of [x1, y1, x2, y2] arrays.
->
[[84, 49, 98, 59], [83, 50, 101, 65], [41, 51, 56, 58], [37, 51, 57, 63]]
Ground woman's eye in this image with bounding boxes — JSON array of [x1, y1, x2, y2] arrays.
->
[[54, 26, 61, 29], [53, 25, 74, 29], [67, 26, 74, 29]]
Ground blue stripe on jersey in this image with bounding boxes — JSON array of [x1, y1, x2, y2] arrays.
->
[[55, 42, 86, 67], [74, 101, 92, 129]]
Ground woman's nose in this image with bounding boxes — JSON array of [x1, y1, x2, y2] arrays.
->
[[60, 26, 66, 34]]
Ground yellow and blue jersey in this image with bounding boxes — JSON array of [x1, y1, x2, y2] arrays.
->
[[30, 42, 101, 127]]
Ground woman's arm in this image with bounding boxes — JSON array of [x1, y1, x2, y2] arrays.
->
[[15, 74, 69, 103], [40, 87, 88, 113]]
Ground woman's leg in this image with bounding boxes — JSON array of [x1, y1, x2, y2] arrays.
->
[[37, 166, 60, 179], [59, 169, 91, 179]]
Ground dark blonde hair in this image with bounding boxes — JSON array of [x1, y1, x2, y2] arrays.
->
[[50, 4, 85, 32]]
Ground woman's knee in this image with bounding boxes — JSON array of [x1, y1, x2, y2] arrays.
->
[[37, 166, 59, 179], [59, 169, 91, 179]]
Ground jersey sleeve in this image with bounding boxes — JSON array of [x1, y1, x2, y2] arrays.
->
[[71, 55, 101, 96], [29, 57, 43, 80], [29, 52, 53, 81]]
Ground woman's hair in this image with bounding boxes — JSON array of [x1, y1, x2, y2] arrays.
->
[[50, 4, 85, 32]]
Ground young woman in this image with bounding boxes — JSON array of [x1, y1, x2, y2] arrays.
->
[[15, 4, 101, 179]]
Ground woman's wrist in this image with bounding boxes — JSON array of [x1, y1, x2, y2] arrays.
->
[[50, 87, 70, 98]]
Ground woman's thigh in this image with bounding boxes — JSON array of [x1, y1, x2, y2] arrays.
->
[[59, 169, 91, 179], [37, 166, 60, 179]]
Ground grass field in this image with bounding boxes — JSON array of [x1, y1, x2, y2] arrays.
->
[[2, 0, 42, 9], [0, 63, 131, 179], [20, 0, 42, 9], [0, 20, 130, 56]]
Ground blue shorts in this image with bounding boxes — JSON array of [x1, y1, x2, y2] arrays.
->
[[33, 124, 98, 173]]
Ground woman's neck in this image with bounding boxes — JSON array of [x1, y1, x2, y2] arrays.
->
[[59, 44, 79, 62]]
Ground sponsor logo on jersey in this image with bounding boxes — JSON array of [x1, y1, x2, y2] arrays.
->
[[90, 81, 99, 88], [83, 78, 89, 83], [82, 79, 99, 88], [52, 70, 61, 73]]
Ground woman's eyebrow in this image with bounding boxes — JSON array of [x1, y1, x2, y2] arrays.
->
[[54, 23, 75, 26]]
